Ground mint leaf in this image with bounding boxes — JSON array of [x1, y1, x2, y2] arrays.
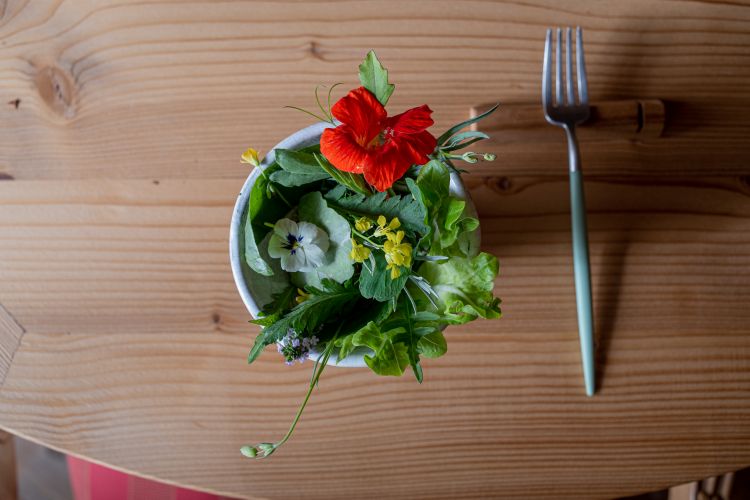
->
[[324, 185, 428, 235], [271, 149, 330, 187], [358, 50, 395, 106]]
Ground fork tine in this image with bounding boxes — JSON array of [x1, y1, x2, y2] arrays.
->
[[565, 27, 574, 105], [542, 29, 552, 109], [555, 28, 562, 105], [576, 26, 588, 104]]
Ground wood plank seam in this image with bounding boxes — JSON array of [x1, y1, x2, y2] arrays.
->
[[0, 304, 26, 391]]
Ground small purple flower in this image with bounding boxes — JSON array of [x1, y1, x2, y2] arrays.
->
[[277, 329, 319, 365]]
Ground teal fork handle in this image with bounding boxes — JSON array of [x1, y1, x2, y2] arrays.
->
[[570, 169, 595, 396]]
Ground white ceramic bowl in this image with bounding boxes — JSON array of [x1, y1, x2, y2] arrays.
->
[[229, 122, 479, 367]]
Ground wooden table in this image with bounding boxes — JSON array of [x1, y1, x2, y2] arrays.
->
[[1, 1, 749, 499]]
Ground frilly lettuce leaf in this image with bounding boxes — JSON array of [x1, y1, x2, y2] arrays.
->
[[415, 252, 501, 324], [412, 160, 479, 257], [351, 321, 409, 376]]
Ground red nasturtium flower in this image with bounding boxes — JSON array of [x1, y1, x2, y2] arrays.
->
[[320, 87, 437, 192]]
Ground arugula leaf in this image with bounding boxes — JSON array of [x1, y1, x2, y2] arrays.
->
[[359, 251, 410, 302], [358, 50, 395, 107], [270, 149, 330, 187], [351, 322, 409, 376], [247, 279, 359, 364], [324, 184, 428, 235], [250, 286, 296, 327], [398, 295, 423, 382], [415, 252, 501, 325]]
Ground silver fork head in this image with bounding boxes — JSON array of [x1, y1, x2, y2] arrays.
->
[[542, 26, 590, 127]]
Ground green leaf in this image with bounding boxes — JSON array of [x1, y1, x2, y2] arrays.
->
[[324, 185, 428, 235], [439, 198, 467, 248], [334, 299, 393, 362], [359, 251, 410, 302], [440, 131, 490, 152], [242, 231, 293, 311], [436, 103, 499, 146], [358, 50, 395, 107], [417, 330, 447, 358], [397, 295, 423, 382], [314, 154, 371, 197], [247, 279, 359, 364], [415, 160, 450, 210], [413, 160, 479, 256], [292, 191, 355, 288], [351, 322, 409, 376], [243, 203, 274, 276], [270, 149, 330, 187], [415, 252, 501, 325], [250, 286, 296, 327]]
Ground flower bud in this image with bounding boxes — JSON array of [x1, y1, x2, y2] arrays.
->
[[240, 445, 258, 458], [241, 148, 260, 167], [461, 152, 478, 164]]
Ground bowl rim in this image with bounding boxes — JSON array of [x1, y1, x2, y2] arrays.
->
[[229, 122, 479, 368], [229, 121, 334, 319]]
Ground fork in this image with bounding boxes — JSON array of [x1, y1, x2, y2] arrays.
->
[[542, 27, 595, 396]]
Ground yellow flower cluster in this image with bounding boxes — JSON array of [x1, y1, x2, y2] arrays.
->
[[374, 215, 400, 237], [349, 215, 413, 280], [383, 230, 412, 279]]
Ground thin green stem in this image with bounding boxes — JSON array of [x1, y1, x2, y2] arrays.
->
[[284, 105, 332, 124], [314, 85, 331, 122], [274, 340, 334, 449], [327, 83, 343, 119], [351, 227, 381, 248], [242, 332, 339, 459]]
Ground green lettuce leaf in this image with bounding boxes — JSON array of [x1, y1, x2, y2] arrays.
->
[[414, 160, 479, 256], [415, 252, 501, 324], [351, 321, 409, 376]]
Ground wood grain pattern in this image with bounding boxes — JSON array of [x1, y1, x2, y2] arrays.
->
[[0, 176, 749, 499], [0, 1, 748, 180], [1, 0, 750, 498], [0, 304, 25, 388]]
